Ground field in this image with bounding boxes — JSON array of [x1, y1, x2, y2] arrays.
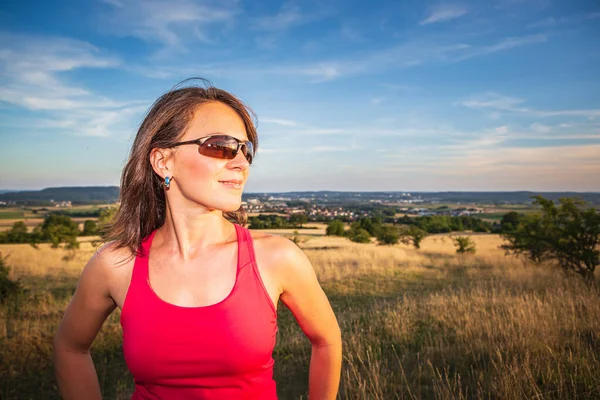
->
[[0, 205, 113, 232], [1, 229, 599, 399]]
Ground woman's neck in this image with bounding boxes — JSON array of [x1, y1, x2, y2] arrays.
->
[[157, 203, 236, 260]]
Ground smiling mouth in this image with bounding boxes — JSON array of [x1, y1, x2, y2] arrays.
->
[[219, 180, 243, 189]]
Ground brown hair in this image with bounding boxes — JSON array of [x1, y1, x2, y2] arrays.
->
[[104, 78, 258, 256]]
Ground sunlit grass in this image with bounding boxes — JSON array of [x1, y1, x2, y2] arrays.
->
[[1, 233, 599, 399]]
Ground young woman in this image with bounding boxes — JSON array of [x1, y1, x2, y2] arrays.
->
[[52, 81, 342, 399]]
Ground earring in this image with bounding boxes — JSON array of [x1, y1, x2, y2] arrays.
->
[[164, 176, 171, 189]]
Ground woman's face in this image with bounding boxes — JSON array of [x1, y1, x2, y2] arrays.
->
[[168, 101, 251, 212]]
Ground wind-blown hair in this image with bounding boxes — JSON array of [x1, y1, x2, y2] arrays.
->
[[104, 79, 258, 256]]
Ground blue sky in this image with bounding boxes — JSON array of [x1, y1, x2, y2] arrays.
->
[[0, 0, 599, 192]]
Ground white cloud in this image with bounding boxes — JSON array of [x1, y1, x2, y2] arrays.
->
[[254, 3, 304, 31], [530, 123, 551, 133], [420, 5, 468, 25], [261, 118, 300, 127], [99, 0, 237, 51], [462, 93, 600, 119], [0, 33, 144, 137], [266, 35, 546, 82]]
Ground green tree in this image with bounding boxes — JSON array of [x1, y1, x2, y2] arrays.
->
[[6, 221, 29, 243], [81, 220, 99, 236], [326, 219, 345, 236], [377, 225, 400, 245], [400, 226, 428, 249], [40, 213, 80, 249], [97, 206, 118, 234], [289, 213, 307, 226], [348, 228, 371, 243], [452, 236, 477, 254], [501, 196, 600, 282], [500, 211, 522, 233]]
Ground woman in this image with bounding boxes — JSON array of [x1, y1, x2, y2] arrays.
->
[[52, 80, 342, 399]]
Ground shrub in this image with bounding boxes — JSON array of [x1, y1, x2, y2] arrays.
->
[[400, 226, 428, 249], [81, 220, 99, 236], [377, 225, 399, 245], [0, 253, 21, 303], [453, 236, 477, 254], [348, 228, 371, 243], [326, 219, 345, 236]]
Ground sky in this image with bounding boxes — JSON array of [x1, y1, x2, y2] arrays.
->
[[0, 0, 599, 192]]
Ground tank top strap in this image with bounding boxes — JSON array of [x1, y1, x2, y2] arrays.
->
[[131, 229, 157, 284], [235, 223, 255, 268]]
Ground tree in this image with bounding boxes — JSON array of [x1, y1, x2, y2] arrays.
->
[[289, 213, 307, 226], [377, 225, 400, 245], [98, 206, 118, 234], [5, 221, 29, 243], [500, 211, 522, 233], [400, 226, 428, 249], [501, 196, 600, 282], [81, 220, 99, 236], [348, 228, 371, 243], [326, 219, 345, 236], [452, 236, 477, 254], [40, 213, 80, 249]]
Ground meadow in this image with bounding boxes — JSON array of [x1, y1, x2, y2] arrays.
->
[[1, 229, 599, 399]]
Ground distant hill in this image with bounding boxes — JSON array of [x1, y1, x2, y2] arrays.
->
[[244, 191, 600, 205], [0, 186, 598, 206], [0, 186, 120, 205]]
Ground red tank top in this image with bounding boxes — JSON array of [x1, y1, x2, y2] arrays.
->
[[120, 224, 278, 399]]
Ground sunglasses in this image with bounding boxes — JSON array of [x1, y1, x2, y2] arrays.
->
[[171, 134, 254, 165]]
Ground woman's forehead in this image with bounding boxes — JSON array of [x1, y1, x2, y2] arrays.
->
[[184, 102, 248, 141]]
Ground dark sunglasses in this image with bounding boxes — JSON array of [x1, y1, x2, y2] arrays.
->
[[171, 134, 254, 165]]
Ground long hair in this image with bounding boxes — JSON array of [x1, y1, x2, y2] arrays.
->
[[104, 79, 258, 256]]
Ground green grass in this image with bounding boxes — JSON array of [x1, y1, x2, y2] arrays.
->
[[0, 211, 24, 219]]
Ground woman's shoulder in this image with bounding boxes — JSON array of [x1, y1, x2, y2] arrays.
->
[[94, 241, 136, 267], [247, 229, 311, 272], [85, 241, 137, 283], [247, 229, 298, 255]]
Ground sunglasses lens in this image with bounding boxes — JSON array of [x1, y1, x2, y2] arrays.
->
[[199, 136, 254, 164]]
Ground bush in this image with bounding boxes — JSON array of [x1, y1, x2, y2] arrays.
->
[[326, 219, 345, 236], [348, 228, 371, 243], [400, 226, 428, 249], [0, 253, 21, 303], [377, 225, 399, 245], [452, 236, 477, 254], [81, 220, 99, 236]]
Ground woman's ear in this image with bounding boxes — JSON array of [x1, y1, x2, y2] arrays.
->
[[149, 148, 173, 178]]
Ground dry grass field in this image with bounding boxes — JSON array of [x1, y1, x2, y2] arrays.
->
[[1, 230, 599, 399]]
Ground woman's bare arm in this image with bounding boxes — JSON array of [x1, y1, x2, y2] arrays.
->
[[266, 236, 343, 400], [53, 244, 122, 400]]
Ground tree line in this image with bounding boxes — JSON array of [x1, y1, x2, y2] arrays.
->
[[0, 208, 116, 249]]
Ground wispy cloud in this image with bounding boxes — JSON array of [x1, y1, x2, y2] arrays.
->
[[253, 3, 305, 31], [0, 33, 143, 137], [261, 118, 300, 127], [462, 92, 600, 119], [420, 4, 468, 25], [268, 34, 546, 82], [99, 0, 237, 51]]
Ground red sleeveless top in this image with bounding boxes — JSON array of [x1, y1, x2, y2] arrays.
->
[[120, 224, 278, 399]]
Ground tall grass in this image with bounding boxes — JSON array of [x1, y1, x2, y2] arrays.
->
[[1, 234, 599, 399]]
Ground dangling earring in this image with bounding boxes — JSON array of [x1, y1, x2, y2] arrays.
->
[[164, 176, 171, 189]]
